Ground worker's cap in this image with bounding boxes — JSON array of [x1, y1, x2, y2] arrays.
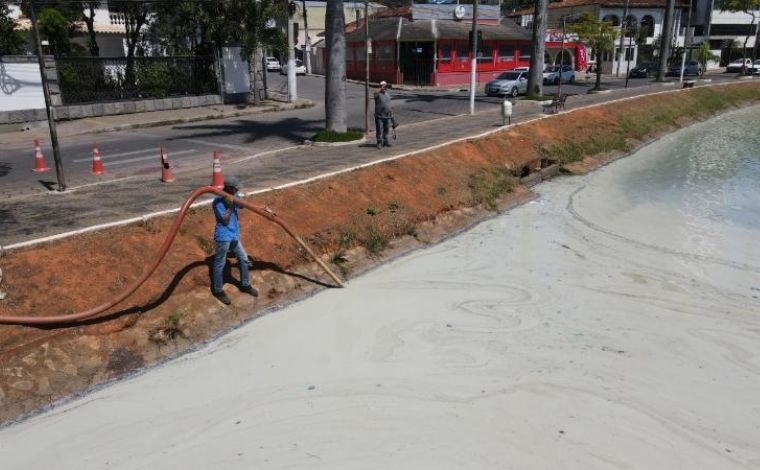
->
[[224, 176, 242, 189], [380, 80, 387, 86]]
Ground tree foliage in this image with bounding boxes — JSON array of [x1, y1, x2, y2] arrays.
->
[[569, 13, 618, 90], [152, 0, 285, 58], [718, 0, 760, 63], [38, 7, 72, 56], [0, 0, 24, 55]]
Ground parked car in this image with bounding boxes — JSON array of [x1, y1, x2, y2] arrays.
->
[[543, 65, 575, 84], [485, 70, 529, 97], [726, 58, 753, 73], [748, 59, 760, 75], [667, 60, 702, 77], [280, 59, 306, 75], [628, 62, 658, 78], [265, 57, 281, 71], [513, 66, 530, 72]]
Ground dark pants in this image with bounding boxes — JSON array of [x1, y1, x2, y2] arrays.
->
[[212, 239, 250, 294], [375, 116, 391, 145]]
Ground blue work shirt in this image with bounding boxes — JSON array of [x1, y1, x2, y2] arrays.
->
[[213, 196, 240, 242]]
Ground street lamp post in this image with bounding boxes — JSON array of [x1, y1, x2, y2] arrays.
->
[[679, 0, 694, 82], [557, 15, 566, 99], [469, 0, 479, 115], [29, 0, 66, 191], [365, 0, 370, 135]]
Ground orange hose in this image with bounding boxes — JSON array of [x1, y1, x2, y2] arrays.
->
[[0, 186, 344, 326]]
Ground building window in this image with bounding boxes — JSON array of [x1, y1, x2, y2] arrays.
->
[[377, 45, 393, 64], [641, 15, 655, 38], [477, 44, 493, 63], [602, 14, 620, 27], [625, 46, 634, 61], [456, 43, 469, 61], [356, 46, 366, 63], [519, 46, 531, 61], [498, 46, 515, 61], [440, 44, 452, 63], [346, 47, 354, 64]]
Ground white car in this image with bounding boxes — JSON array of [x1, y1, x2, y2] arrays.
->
[[726, 58, 753, 73], [543, 65, 575, 84], [265, 57, 281, 71], [485, 70, 529, 97], [749, 59, 760, 75], [280, 60, 307, 75]]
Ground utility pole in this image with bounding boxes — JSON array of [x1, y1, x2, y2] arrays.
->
[[469, 0, 479, 115], [364, 0, 370, 134], [657, 0, 676, 81], [301, 0, 311, 74], [615, 0, 630, 77], [679, 0, 694, 82], [287, 1, 297, 102], [625, 23, 635, 88], [557, 15, 566, 98], [29, 0, 66, 191]]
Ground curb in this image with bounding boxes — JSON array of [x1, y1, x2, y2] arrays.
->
[[308, 136, 367, 147]]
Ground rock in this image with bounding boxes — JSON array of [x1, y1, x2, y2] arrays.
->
[[21, 353, 38, 367], [37, 377, 52, 395], [11, 380, 34, 392]]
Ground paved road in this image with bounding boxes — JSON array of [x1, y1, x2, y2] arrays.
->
[[0, 71, 737, 197]]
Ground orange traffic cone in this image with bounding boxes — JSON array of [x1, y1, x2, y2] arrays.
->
[[211, 151, 224, 189], [31, 139, 51, 173], [160, 147, 175, 183], [91, 143, 105, 176]]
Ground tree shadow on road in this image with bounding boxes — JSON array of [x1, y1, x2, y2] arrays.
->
[[168, 117, 325, 145]]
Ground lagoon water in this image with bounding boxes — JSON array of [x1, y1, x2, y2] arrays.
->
[[2, 105, 759, 469]]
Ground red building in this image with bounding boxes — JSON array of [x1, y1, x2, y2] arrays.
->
[[323, 4, 586, 87]]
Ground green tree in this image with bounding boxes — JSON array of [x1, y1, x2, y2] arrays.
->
[[38, 7, 71, 55], [694, 42, 719, 76], [718, 0, 760, 69], [569, 13, 618, 91], [0, 0, 24, 55]]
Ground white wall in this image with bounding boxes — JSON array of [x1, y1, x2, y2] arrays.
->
[[0, 62, 45, 112]]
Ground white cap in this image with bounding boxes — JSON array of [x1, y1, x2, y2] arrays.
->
[[380, 80, 387, 86]]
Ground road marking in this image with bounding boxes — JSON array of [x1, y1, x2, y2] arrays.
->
[[72, 149, 194, 164], [177, 138, 251, 152]]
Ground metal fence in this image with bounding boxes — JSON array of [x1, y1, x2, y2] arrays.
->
[[56, 56, 219, 105]]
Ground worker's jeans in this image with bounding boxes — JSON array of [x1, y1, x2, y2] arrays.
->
[[212, 240, 250, 294], [375, 116, 391, 145]]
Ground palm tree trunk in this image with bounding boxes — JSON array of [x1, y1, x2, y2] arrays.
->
[[527, 0, 548, 97], [325, 0, 347, 132], [657, 0, 676, 81]]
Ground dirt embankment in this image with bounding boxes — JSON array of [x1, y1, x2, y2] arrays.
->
[[1, 83, 759, 424]]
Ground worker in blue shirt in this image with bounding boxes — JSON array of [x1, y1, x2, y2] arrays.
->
[[211, 176, 258, 305]]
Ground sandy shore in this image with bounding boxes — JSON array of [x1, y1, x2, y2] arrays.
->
[[1, 107, 759, 469]]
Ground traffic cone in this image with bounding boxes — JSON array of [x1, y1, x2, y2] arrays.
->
[[160, 147, 175, 183], [32, 139, 51, 173], [91, 143, 105, 176], [211, 151, 224, 189]]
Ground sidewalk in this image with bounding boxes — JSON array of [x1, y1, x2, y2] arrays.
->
[[0, 97, 314, 146], [0, 79, 744, 248]]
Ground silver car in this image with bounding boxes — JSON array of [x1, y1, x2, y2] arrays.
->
[[485, 71, 529, 97]]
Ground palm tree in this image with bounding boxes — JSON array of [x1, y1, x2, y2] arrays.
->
[[656, 0, 676, 81], [526, 0, 548, 97], [325, 0, 347, 132]]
